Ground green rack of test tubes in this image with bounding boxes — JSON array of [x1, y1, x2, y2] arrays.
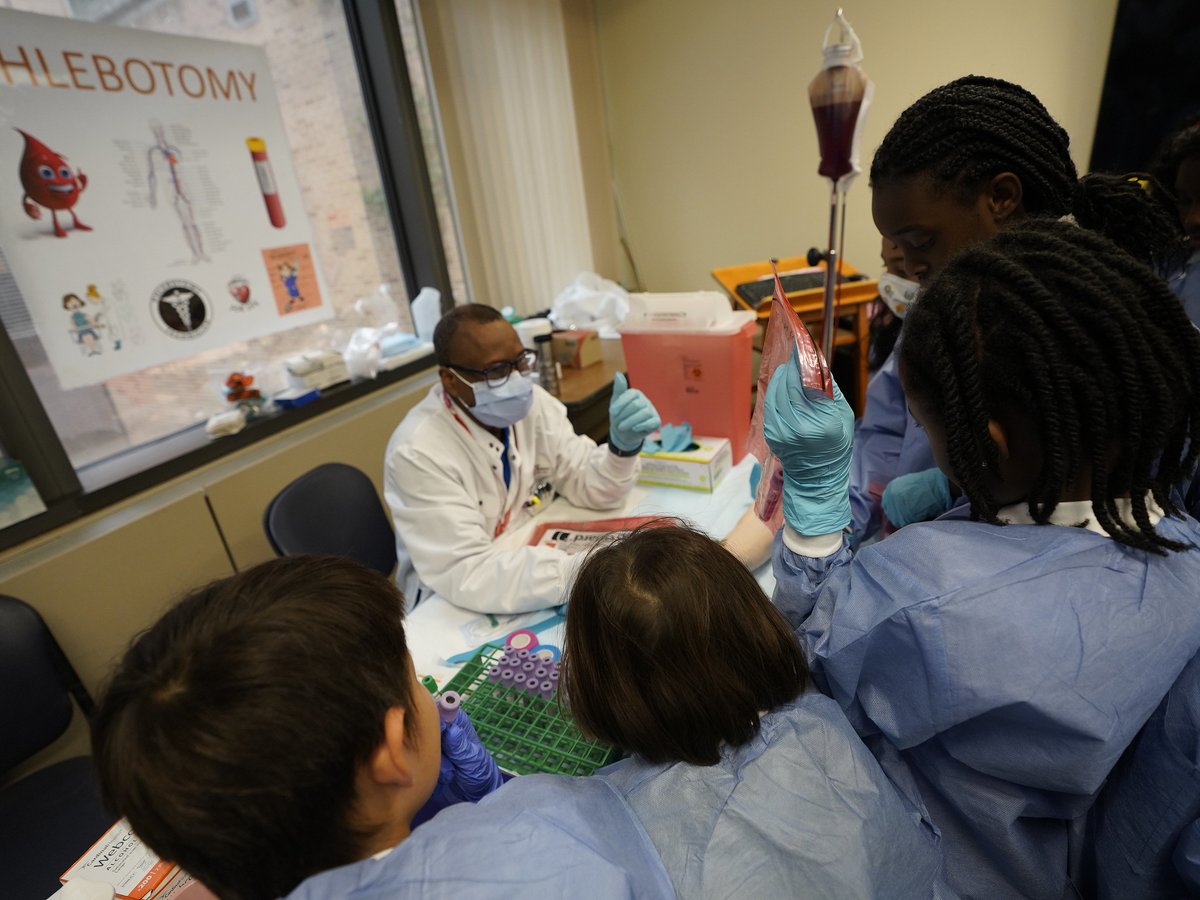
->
[[442, 645, 622, 777]]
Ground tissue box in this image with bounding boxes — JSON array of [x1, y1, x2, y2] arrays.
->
[[637, 436, 732, 492], [551, 329, 601, 369]]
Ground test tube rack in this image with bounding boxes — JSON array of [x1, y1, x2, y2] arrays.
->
[[442, 644, 620, 777]]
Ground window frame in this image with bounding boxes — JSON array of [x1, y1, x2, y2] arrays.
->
[[0, 0, 451, 553]]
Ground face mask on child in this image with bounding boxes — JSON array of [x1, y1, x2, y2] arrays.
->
[[461, 371, 535, 429], [877, 272, 920, 319]]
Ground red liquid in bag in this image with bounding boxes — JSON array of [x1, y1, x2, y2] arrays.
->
[[811, 99, 863, 182]]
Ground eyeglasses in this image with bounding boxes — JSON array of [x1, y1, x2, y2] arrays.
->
[[448, 348, 539, 388]]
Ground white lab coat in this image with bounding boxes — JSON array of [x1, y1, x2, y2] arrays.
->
[[384, 383, 640, 613]]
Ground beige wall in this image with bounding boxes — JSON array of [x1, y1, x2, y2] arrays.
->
[[594, 0, 1119, 291], [1, 370, 435, 779]]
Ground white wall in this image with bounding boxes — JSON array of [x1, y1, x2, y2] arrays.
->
[[595, 0, 1119, 291]]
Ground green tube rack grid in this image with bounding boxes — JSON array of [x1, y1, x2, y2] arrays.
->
[[442, 644, 622, 777]]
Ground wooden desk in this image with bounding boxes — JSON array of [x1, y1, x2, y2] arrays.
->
[[711, 256, 878, 415], [558, 338, 625, 442]]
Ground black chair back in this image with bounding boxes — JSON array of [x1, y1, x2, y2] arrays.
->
[[0, 595, 112, 900], [0, 595, 92, 776], [263, 462, 397, 576]]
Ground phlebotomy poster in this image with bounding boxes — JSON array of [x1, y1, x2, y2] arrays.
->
[[0, 9, 332, 389]]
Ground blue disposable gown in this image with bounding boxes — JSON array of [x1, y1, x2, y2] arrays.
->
[[773, 510, 1200, 899], [1089, 651, 1200, 898], [1175, 821, 1200, 893], [849, 346, 934, 547], [284, 775, 675, 900], [598, 692, 941, 899], [1168, 251, 1200, 329], [1167, 255, 1200, 521]]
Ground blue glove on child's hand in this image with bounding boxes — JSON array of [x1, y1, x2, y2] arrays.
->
[[763, 352, 854, 536], [881, 467, 952, 527], [434, 709, 503, 805], [609, 372, 661, 453]]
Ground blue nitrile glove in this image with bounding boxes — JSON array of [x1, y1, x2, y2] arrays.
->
[[609, 372, 662, 453], [882, 467, 953, 527], [763, 351, 854, 535], [659, 422, 693, 452], [433, 709, 503, 805]]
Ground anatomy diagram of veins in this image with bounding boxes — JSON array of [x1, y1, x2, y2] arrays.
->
[[146, 120, 210, 263]]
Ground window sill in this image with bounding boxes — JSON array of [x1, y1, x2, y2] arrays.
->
[[0, 351, 434, 554]]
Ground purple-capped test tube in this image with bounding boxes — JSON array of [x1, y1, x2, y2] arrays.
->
[[486, 665, 501, 682], [437, 691, 461, 726], [539, 680, 555, 700]]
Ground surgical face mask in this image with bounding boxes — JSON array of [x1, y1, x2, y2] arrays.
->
[[877, 272, 920, 319], [456, 369, 534, 429]]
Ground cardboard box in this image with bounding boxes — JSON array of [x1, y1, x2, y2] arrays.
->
[[637, 436, 732, 492], [551, 329, 601, 369], [61, 819, 179, 899]]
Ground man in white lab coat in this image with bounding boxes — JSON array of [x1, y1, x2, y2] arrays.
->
[[385, 304, 661, 613]]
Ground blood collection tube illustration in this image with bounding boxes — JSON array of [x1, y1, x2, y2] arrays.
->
[[246, 137, 285, 228]]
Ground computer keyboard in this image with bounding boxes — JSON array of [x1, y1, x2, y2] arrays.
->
[[736, 270, 831, 307]]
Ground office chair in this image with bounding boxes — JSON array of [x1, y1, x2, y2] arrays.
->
[[0, 594, 113, 900], [263, 462, 398, 576]]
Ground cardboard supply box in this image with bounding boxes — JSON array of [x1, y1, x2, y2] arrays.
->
[[61, 819, 176, 899], [637, 437, 732, 493], [551, 329, 601, 369]]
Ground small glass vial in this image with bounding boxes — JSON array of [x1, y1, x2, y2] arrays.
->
[[534, 333, 560, 397]]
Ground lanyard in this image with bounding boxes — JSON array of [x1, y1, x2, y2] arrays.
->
[[443, 390, 517, 538]]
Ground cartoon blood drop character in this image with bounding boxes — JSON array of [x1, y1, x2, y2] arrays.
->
[[16, 129, 91, 238]]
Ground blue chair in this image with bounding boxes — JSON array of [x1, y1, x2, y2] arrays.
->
[[263, 462, 397, 576], [1086, 652, 1200, 898], [0, 594, 113, 900]]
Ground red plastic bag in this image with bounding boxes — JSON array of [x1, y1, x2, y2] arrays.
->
[[746, 260, 833, 530]]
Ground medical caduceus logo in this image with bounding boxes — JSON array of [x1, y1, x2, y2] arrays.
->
[[150, 279, 212, 339]]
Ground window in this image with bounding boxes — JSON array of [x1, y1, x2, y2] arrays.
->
[[0, 0, 455, 544]]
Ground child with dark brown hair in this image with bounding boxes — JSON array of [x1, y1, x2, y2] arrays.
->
[[90, 556, 675, 900], [561, 523, 940, 899]]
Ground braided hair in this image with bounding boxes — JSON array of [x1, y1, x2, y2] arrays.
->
[[871, 76, 1181, 268], [899, 220, 1200, 554]]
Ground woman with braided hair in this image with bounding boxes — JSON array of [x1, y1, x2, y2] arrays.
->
[[764, 219, 1200, 898], [855, 75, 1182, 538]]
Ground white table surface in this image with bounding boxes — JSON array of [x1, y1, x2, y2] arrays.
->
[[408, 455, 771, 689]]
